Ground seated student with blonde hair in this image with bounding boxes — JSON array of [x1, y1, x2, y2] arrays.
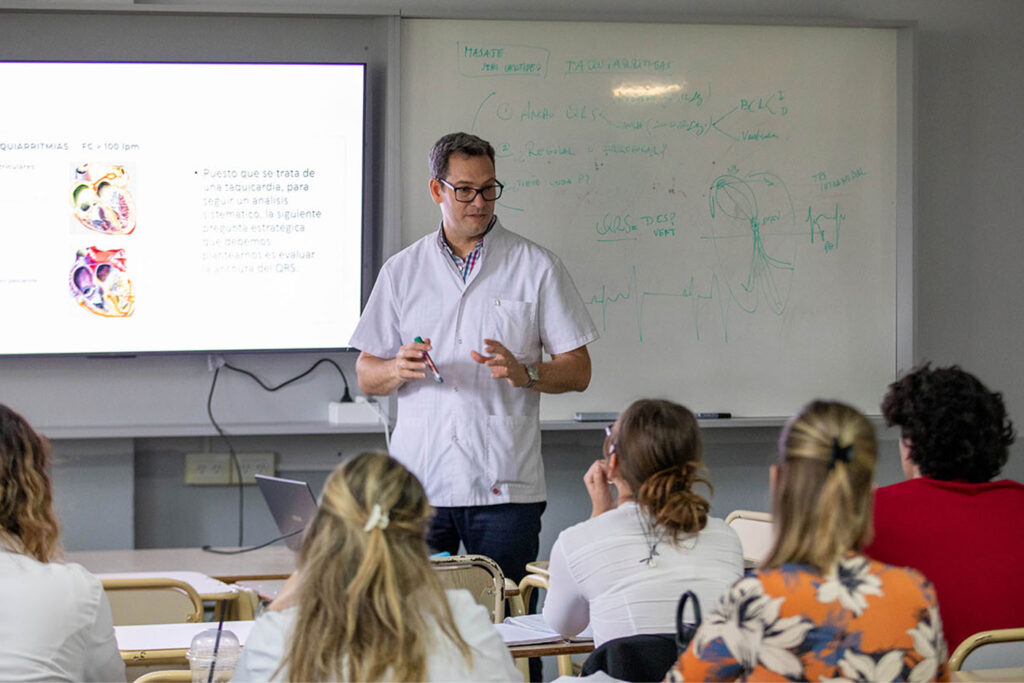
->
[[0, 404, 124, 682], [670, 400, 949, 682], [543, 399, 744, 647], [232, 451, 520, 682]]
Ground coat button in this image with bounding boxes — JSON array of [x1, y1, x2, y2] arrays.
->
[[492, 487, 500, 495]]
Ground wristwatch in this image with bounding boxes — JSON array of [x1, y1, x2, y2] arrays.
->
[[524, 363, 540, 389]]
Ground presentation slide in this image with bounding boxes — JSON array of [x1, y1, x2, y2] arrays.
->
[[0, 61, 365, 355]]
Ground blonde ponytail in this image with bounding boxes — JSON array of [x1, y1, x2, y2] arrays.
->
[[762, 401, 877, 573], [279, 452, 472, 682]]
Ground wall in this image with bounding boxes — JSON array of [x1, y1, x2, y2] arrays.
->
[[3, 0, 1021, 558]]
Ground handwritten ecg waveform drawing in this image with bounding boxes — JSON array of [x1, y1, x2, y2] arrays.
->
[[459, 63, 856, 344], [403, 20, 902, 417], [582, 171, 850, 342]]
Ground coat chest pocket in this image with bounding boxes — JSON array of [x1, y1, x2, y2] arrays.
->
[[486, 298, 537, 356]]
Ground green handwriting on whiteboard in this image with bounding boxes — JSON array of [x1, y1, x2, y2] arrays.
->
[[813, 167, 867, 193], [473, 91, 785, 150], [457, 41, 550, 77], [585, 265, 728, 342], [807, 204, 845, 253], [594, 211, 677, 242], [564, 56, 672, 74]]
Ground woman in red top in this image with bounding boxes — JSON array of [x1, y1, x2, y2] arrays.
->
[[670, 401, 948, 682]]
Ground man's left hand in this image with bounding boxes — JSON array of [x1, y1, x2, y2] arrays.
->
[[470, 338, 530, 387]]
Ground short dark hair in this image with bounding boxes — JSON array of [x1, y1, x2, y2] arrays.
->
[[428, 132, 495, 180], [881, 363, 1015, 482]]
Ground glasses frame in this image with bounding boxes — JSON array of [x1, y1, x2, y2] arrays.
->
[[604, 423, 616, 457], [436, 177, 504, 203]]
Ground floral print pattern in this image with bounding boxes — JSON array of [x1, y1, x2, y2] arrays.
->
[[669, 555, 948, 681], [816, 555, 883, 616]]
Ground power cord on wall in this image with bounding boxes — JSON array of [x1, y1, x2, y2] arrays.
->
[[205, 356, 353, 548], [357, 396, 392, 452]]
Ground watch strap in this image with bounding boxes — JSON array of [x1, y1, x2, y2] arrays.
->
[[524, 363, 540, 389]]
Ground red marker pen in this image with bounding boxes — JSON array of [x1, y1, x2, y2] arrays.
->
[[414, 336, 444, 383]]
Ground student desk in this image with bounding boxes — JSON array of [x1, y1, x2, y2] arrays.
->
[[115, 616, 590, 670], [235, 578, 286, 603], [116, 620, 253, 667], [68, 545, 296, 582], [506, 639, 594, 660]]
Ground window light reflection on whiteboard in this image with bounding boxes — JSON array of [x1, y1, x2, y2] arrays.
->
[[612, 83, 684, 98]]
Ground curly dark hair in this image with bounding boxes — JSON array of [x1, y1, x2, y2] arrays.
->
[[881, 363, 1016, 482]]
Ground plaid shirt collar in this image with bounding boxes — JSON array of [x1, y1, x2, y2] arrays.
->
[[437, 216, 496, 282]]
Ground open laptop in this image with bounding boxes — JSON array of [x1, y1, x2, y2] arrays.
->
[[254, 474, 319, 551]]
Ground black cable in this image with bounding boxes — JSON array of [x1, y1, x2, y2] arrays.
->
[[222, 358, 352, 402], [200, 527, 303, 555], [205, 356, 354, 548], [206, 366, 245, 547]]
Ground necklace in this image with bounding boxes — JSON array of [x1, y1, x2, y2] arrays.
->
[[634, 504, 665, 567]]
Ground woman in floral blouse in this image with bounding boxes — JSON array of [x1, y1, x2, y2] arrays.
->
[[669, 400, 948, 682]]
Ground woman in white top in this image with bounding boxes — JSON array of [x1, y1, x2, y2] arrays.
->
[[233, 451, 520, 682], [0, 404, 124, 683], [543, 399, 744, 647]]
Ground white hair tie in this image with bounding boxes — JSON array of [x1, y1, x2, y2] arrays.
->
[[362, 503, 390, 532]]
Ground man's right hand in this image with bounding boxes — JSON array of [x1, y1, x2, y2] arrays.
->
[[391, 337, 432, 383], [356, 340, 432, 396]]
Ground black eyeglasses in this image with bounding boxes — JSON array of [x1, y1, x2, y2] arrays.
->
[[437, 177, 504, 203]]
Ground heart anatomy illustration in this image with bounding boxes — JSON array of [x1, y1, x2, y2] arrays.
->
[[71, 163, 137, 235], [69, 246, 135, 317]]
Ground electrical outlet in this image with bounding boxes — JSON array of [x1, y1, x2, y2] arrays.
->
[[184, 452, 275, 485]]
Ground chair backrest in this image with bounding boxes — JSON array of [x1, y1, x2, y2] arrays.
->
[[430, 554, 505, 623], [948, 627, 1024, 671], [724, 509, 774, 566], [102, 577, 204, 626], [580, 634, 679, 682], [580, 588, 702, 682]]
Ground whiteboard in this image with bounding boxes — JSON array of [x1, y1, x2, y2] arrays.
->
[[401, 20, 907, 420]]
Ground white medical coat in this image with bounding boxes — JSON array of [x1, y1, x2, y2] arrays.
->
[[349, 220, 598, 506]]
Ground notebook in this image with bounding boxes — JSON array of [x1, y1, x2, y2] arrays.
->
[[254, 474, 318, 551]]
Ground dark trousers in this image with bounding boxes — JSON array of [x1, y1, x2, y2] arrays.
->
[[428, 501, 546, 584], [428, 502, 546, 682]]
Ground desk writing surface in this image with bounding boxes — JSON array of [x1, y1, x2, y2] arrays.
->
[[68, 546, 296, 582], [116, 620, 254, 653], [96, 570, 235, 597], [402, 20, 908, 419]]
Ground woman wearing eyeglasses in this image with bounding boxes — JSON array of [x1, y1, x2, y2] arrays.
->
[[543, 399, 744, 647]]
